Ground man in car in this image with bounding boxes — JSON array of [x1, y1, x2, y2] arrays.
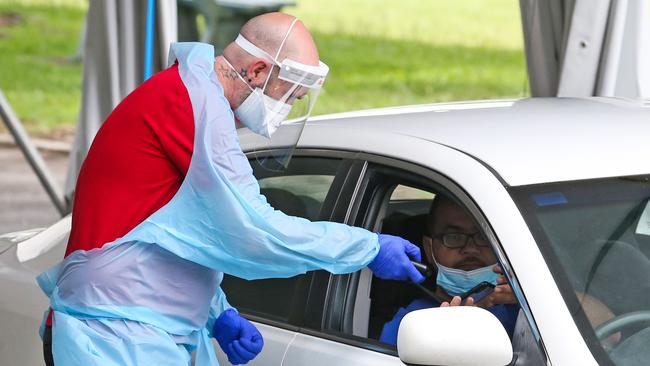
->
[[40, 12, 425, 366], [379, 194, 520, 345]]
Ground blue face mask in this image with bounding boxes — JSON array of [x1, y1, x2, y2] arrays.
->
[[434, 261, 498, 296]]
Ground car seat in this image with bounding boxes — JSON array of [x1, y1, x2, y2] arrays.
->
[[581, 239, 650, 315], [260, 187, 309, 219]]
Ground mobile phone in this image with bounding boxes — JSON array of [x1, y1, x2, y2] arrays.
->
[[460, 281, 495, 304]]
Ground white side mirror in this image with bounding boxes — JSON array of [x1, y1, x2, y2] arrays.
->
[[397, 306, 513, 366]]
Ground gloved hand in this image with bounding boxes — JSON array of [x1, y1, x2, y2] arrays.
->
[[213, 309, 264, 365], [368, 234, 425, 283]]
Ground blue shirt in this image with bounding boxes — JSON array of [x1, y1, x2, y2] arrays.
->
[[379, 298, 520, 346]]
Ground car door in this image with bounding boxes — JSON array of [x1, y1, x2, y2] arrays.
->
[[282, 154, 549, 366], [217, 151, 366, 365]]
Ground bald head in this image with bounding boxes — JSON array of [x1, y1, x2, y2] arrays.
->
[[216, 13, 321, 110], [225, 12, 320, 66]]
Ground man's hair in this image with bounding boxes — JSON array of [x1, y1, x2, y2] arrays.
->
[[426, 193, 455, 236]]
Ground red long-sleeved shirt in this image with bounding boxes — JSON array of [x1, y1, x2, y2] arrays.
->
[[67, 64, 194, 254], [48, 64, 195, 325]]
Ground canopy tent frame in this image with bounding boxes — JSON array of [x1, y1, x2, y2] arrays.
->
[[0, 89, 67, 216]]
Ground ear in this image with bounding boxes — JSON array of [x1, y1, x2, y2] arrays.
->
[[246, 58, 270, 85]]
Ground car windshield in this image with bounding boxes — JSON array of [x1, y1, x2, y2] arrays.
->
[[510, 175, 650, 366]]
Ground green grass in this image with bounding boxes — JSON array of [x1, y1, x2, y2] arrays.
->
[[285, 0, 528, 115], [286, 0, 524, 50], [0, 0, 85, 134], [0, 0, 527, 134], [304, 32, 527, 116]]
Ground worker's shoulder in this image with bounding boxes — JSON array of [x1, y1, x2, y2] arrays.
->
[[110, 64, 192, 120], [137, 63, 188, 98]]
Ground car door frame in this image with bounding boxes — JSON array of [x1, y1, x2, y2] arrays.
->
[[245, 133, 601, 365], [316, 151, 553, 364]]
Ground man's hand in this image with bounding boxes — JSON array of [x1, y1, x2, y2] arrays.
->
[[475, 265, 517, 308], [442, 266, 517, 308], [368, 234, 425, 283], [441, 296, 471, 307], [213, 309, 264, 365]]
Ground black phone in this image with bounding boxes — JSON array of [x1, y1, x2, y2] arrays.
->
[[410, 260, 435, 278], [460, 281, 495, 304], [409, 260, 446, 303]]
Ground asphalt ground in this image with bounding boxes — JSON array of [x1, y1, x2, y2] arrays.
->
[[0, 144, 68, 234]]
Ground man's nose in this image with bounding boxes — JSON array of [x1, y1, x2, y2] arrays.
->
[[460, 238, 481, 254]]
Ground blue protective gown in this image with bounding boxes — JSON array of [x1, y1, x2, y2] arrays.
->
[[37, 42, 379, 366]]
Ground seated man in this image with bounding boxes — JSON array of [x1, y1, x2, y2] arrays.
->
[[379, 194, 520, 345]]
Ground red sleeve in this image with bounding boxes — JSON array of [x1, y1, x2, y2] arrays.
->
[[66, 64, 195, 256]]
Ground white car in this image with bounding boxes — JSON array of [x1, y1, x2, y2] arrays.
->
[[1, 97, 649, 366]]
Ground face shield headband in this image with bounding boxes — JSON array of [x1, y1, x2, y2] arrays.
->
[[234, 33, 329, 90]]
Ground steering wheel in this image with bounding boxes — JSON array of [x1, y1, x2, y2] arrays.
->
[[595, 311, 650, 341]]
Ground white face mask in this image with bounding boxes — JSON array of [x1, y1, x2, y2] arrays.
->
[[222, 56, 292, 139], [233, 86, 292, 138]]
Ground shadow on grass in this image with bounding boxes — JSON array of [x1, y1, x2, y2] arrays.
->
[[311, 32, 529, 115]]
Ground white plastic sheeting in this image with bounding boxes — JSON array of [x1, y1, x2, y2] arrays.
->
[[520, 0, 650, 98]]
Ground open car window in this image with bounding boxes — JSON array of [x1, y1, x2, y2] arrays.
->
[[368, 184, 436, 341], [326, 160, 544, 364]]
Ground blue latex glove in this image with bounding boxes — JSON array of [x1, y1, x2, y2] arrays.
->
[[213, 309, 264, 365], [368, 234, 425, 283]]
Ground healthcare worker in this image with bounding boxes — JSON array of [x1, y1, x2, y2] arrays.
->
[[39, 13, 425, 366]]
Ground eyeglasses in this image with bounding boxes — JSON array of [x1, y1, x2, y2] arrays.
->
[[433, 232, 490, 249]]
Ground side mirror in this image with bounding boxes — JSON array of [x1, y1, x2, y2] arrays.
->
[[397, 306, 513, 366]]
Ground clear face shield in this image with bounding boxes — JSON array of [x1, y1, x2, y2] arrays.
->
[[231, 19, 329, 171]]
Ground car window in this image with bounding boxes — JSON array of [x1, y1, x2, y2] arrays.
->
[[391, 185, 436, 200], [258, 175, 334, 220], [328, 162, 529, 356], [511, 175, 650, 365], [367, 184, 436, 341], [220, 156, 344, 326]]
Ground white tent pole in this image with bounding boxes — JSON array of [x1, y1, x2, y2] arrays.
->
[[597, 0, 628, 96], [557, 0, 612, 96], [638, 0, 650, 97]]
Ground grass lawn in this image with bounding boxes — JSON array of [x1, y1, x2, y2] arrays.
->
[[0, 0, 86, 135], [285, 0, 528, 115], [0, 0, 527, 134]]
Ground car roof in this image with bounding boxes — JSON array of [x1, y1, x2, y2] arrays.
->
[[294, 97, 650, 186]]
